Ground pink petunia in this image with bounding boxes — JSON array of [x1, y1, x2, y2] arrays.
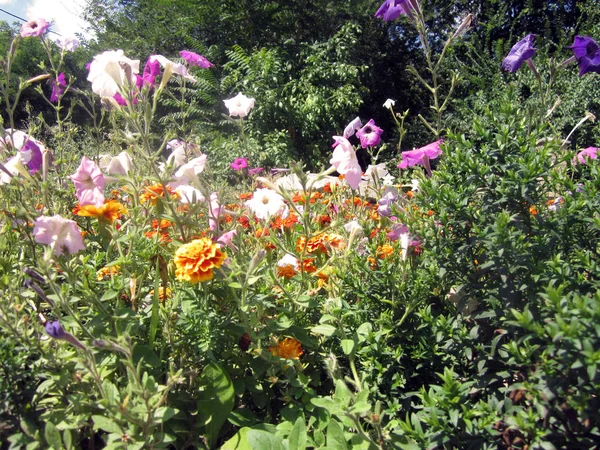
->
[[330, 136, 362, 190], [180, 50, 214, 69], [573, 146, 598, 165], [398, 140, 443, 169], [70, 156, 105, 206], [33, 215, 85, 256]]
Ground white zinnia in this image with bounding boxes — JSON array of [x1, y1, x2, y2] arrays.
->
[[87, 50, 140, 97], [245, 188, 287, 220]]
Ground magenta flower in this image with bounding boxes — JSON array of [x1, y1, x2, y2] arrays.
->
[[231, 157, 249, 171], [573, 146, 599, 165], [248, 167, 264, 176], [70, 156, 105, 206], [20, 18, 50, 38], [375, 0, 415, 22], [142, 57, 161, 87], [356, 119, 383, 148], [398, 140, 443, 169], [33, 215, 86, 256], [180, 50, 214, 69], [568, 36, 600, 77], [21, 140, 43, 173], [502, 34, 537, 72], [330, 136, 362, 190], [50, 73, 67, 103]]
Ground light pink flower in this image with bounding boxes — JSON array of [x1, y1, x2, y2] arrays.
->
[[20, 18, 50, 38], [174, 185, 205, 204], [224, 92, 255, 117], [398, 140, 443, 169], [87, 50, 140, 97], [33, 215, 85, 256], [343, 117, 362, 139], [149, 54, 196, 83], [217, 229, 238, 250], [208, 192, 223, 230], [573, 146, 598, 165], [330, 136, 362, 190], [70, 156, 105, 206]]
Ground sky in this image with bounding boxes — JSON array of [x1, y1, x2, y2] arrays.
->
[[0, 0, 91, 38]]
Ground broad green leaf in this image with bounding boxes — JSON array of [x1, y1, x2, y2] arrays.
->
[[247, 429, 285, 450], [197, 362, 235, 448], [311, 324, 337, 336], [44, 422, 62, 450], [340, 339, 355, 355], [92, 415, 123, 434], [221, 427, 252, 450], [326, 419, 347, 450], [287, 417, 307, 450], [154, 406, 178, 423]]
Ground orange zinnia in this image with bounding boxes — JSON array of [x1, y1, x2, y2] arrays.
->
[[76, 200, 127, 224], [270, 337, 303, 359], [174, 238, 227, 283], [140, 184, 180, 205]]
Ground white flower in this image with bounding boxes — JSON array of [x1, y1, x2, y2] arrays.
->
[[383, 98, 396, 109], [149, 54, 196, 85], [344, 220, 363, 235], [87, 50, 140, 97], [171, 155, 207, 188], [224, 92, 256, 117], [365, 163, 394, 185], [174, 185, 205, 203], [99, 151, 132, 176], [245, 188, 287, 220], [330, 136, 362, 190], [56, 36, 80, 52], [277, 254, 299, 270], [0, 156, 29, 184]]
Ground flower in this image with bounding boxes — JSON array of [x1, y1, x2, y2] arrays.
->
[[568, 36, 600, 77], [383, 98, 396, 109], [277, 254, 299, 279], [0, 156, 29, 184], [97, 265, 121, 281], [142, 57, 161, 88], [87, 50, 140, 97], [231, 157, 249, 171], [70, 156, 105, 206], [179, 50, 214, 68], [356, 119, 383, 148], [330, 136, 362, 190], [174, 185, 205, 204], [375, 0, 415, 22], [208, 192, 223, 230], [149, 54, 196, 84], [398, 140, 443, 169], [44, 320, 86, 350], [378, 191, 398, 217], [20, 139, 43, 173], [248, 167, 264, 176], [99, 151, 133, 176], [270, 337, 303, 359], [573, 146, 599, 165], [224, 92, 256, 117], [56, 36, 80, 52], [343, 117, 362, 139], [50, 73, 67, 103], [172, 155, 208, 187], [174, 238, 227, 283], [246, 188, 287, 220], [502, 34, 536, 73], [33, 215, 86, 256], [20, 18, 50, 37], [217, 229, 238, 250], [75, 200, 127, 224], [139, 184, 179, 205]]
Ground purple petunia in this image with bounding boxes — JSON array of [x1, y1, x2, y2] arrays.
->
[[568, 36, 600, 77], [375, 0, 415, 22], [180, 50, 214, 69], [502, 34, 537, 73], [231, 157, 249, 171], [50, 73, 67, 103], [356, 119, 383, 148], [21, 139, 43, 173]]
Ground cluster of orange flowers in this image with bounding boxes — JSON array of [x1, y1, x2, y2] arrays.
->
[[140, 184, 180, 205], [74, 200, 127, 224], [269, 337, 303, 359], [97, 265, 121, 281], [144, 219, 173, 243], [174, 238, 227, 283], [296, 233, 345, 254]]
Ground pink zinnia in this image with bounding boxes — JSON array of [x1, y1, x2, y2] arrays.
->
[[20, 18, 50, 38], [33, 215, 85, 256], [70, 156, 105, 206], [573, 146, 598, 165], [330, 136, 362, 190], [180, 51, 214, 69], [398, 140, 443, 169]]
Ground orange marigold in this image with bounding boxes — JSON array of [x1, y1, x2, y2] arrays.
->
[[140, 184, 180, 205], [76, 200, 127, 224], [270, 337, 303, 359], [277, 265, 298, 279], [529, 205, 538, 216], [174, 238, 227, 283], [377, 244, 394, 259], [97, 265, 121, 281], [149, 286, 172, 302]]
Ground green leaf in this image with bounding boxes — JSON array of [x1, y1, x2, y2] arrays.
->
[[247, 429, 285, 450], [92, 415, 123, 434], [44, 422, 62, 450], [197, 362, 235, 448], [311, 324, 337, 336], [340, 339, 355, 355], [326, 419, 348, 450], [288, 417, 307, 450], [154, 406, 178, 423], [222, 428, 252, 450]]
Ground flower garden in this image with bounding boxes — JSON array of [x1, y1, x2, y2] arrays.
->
[[1, 2, 600, 449]]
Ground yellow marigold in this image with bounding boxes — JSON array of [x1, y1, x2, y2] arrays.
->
[[174, 238, 227, 283], [270, 337, 303, 359], [76, 200, 127, 224], [140, 184, 180, 205], [97, 265, 121, 281]]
